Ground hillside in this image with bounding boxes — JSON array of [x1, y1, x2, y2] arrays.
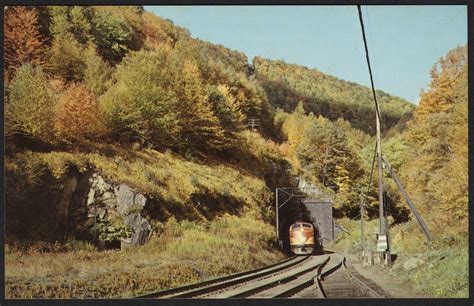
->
[[3, 5, 467, 298], [253, 57, 415, 134], [4, 6, 290, 298]]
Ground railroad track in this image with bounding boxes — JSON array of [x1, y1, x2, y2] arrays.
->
[[137, 252, 390, 299], [310, 253, 390, 298]]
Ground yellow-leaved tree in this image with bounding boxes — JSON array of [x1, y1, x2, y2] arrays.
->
[[402, 45, 467, 235]]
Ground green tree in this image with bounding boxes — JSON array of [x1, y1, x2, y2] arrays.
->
[[45, 32, 86, 82], [90, 10, 134, 63], [208, 84, 245, 132], [174, 60, 228, 153], [253, 56, 414, 135], [83, 45, 113, 95], [99, 47, 180, 146], [49, 6, 94, 44], [5, 64, 56, 142], [48, 6, 136, 64], [295, 115, 364, 215]]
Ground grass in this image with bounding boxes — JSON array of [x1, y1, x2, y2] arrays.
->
[[333, 218, 469, 298], [390, 242, 468, 297], [331, 217, 380, 254], [5, 132, 289, 298], [5, 214, 285, 298], [5, 132, 283, 240]]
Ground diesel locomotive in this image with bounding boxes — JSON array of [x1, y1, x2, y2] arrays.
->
[[289, 221, 315, 255]]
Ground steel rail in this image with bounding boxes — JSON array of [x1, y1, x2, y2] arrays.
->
[[315, 253, 388, 298], [343, 264, 386, 298], [270, 256, 331, 298], [137, 255, 307, 298], [221, 255, 329, 298], [183, 255, 314, 298]]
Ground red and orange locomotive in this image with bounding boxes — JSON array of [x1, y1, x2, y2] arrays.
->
[[289, 221, 315, 255]]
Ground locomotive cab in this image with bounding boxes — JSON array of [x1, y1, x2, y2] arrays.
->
[[289, 221, 315, 255]]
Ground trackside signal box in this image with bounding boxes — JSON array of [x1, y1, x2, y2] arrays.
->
[[376, 234, 388, 252]]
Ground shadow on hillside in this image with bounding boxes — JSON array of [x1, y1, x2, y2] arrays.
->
[[256, 75, 408, 135]]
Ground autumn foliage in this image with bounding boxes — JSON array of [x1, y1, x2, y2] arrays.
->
[[54, 83, 103, 142], [4, 7, 47, 81], [402, 46, 468, 232], [3, 5, 467, 241], [416, 46, 467, 120], [5, 64, 55, 142]]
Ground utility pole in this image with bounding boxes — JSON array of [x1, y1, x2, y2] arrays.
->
[[376, 102, 391, 265], [376, 103, 385, 237], [275, 188, 279, 243], [247, 118, 260, 131], [360, 194, 365, 253]]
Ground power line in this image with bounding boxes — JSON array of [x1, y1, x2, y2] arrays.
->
[[365, 6, 388, 132], [357, 5, 382, 126]]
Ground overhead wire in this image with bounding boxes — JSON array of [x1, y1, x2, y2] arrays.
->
[[357, 5, 382, 128], [359, 5, 384, 226], [364, 6, 386, 132]]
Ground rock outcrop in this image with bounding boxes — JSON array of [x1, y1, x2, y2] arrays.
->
[[86, 173, 152, 247]]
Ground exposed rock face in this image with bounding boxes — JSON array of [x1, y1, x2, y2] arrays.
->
[[124, 213, 151, 245], [86, 173, 152, 247], [117, 185, 147, 215]]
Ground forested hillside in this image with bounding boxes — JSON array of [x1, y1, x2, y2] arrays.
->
[[254, 57, 415, 134], [398, 46, 467, 236], [3, 5, 467, 298], [4, 6, 288, 298], [334, 46, 468, 297]]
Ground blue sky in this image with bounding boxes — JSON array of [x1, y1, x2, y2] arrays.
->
[[145, 5, 467, 104]]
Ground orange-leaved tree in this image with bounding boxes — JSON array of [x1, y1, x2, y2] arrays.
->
[[54, 83, 104, 143], [4, 6, 47, 81]]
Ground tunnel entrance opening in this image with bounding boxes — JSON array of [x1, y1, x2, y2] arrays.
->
[[276, 188, 333, 255]]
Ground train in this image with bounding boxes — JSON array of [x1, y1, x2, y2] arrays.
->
[[289, 221, 315, 255]]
